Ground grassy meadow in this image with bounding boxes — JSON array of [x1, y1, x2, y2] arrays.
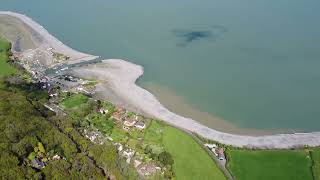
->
[[0, 37, 16, 77], [227, 149, 313, 180], [60, 93, 88, 109], [162, 126, 226, 180], [144, 120, 163, 143]]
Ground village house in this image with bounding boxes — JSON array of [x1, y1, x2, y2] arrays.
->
[[124, 118, 136, 127], [48, 86, 58, 97], [137, 163, 158, 176], [76, 86, 91, 95], [115, 143, 123, 152], [134, 160, 142, 168], [204, 143, 217, 149], [112, 111, 122, 121], [44, 104, 55, 112], [83, 129, 105, 145], [52, 154, 61, 160], [31, 158, 46, 170], [204, 143, 220, 156], [38, 76, 53, 89], [216, 147, 225, 161], [122, 149, 135, 164], [112, 108, 126, 121], [99, 108, 108, 114], [134, 121, 146, 130], [64, 75, 77, 82], [49, 92, 58, 97]]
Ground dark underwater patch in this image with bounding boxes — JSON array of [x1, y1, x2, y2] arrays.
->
[[172, 25, 228, 47]]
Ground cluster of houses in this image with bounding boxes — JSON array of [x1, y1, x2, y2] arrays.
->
[[97, 108, 162, 177], [111, 108, 146, 131], [17, 49, 162, 177], [15, 46, 86, 98], [204, 143, 226, 161], [114, 142, 161, 177], [40, 74, 95, 96], [18, 48, 49, 76], [76, 85, 93, 95], [115, 143, 135, 164], [35, 75, 163, 178], [65, 76, 96, 95], [31, 154, 63, 170], [137, 163, 160, 177], [82, 129, 106, 145], [83, 128, 138, 167], [62, 75, 77, 82]]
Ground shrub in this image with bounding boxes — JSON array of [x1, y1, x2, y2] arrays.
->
[[158, 151, 174, 166]]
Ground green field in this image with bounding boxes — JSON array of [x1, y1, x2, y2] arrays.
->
[[127, 139, 139, 149], [87, 114, 115, 135], [163, 126, 226, 180], [60, 93, 88, 109], [0, 37, 16, 77], [110, 127, 128, 143], [312, 149, 320, 180], [144, 120, 163, 143], [227, 149, 313, 180]]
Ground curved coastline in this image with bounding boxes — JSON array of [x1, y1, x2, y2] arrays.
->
[[70, 59, 320, 149], [1, 11, 320, 149], [0, 11, 98, 62]]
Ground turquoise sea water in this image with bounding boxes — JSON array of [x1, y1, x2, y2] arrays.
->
[[1, 0, 320, 131]]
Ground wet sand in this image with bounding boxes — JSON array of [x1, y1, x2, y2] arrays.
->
[[142, 82, 296, 136]]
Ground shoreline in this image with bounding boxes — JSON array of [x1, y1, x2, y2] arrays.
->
[[2, 11, 320, 149], [70, 60, 320, 149], [141, 82, 297, 136], [0, 11, 98, 63]]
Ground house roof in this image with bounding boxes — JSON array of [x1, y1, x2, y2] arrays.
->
[[32, 158, 45, 168], [112, 112, 122, 120], [135, 121, 145, 127], [125, 118, 136, 123], [216, 148, 225, 157]]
